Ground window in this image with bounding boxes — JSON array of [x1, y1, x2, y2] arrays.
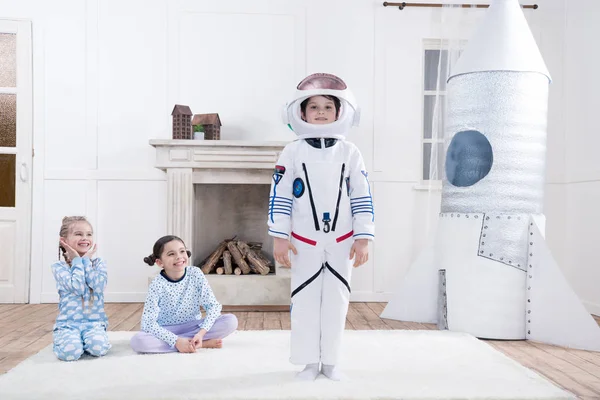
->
[[421, 40, 464, 183], [0, 32, 17, 207]]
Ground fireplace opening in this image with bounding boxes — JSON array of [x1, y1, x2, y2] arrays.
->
[[193, 184, 276, 275]]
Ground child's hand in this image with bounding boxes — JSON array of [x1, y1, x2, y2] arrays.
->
[[191, 329, 207, 349], [59, 239, 79, 261], [83, 243, 97, 259], [273, 237, 297, 268], [349, 239, 369, 268], [175, 337, 196, 353]]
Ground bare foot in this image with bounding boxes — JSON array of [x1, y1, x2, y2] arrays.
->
[[202, 339, 223, 349]]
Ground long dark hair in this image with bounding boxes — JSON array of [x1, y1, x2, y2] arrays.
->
[[143, 235, 191, 266]]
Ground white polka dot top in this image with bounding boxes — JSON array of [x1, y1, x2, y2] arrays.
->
[[141, 266, 222, 347]]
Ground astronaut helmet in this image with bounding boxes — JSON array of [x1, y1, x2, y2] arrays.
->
[[282, 73, 360, 139]]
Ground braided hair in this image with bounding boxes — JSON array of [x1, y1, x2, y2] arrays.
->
[[58, 216, 92, 264], [58, 216, 95, 312]]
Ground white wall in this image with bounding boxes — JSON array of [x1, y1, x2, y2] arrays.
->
[[562, 0, 600, 315], [0, 0, 591, 308]]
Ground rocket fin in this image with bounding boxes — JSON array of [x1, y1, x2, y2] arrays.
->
[[527, 219, 600, 352], [380, 241, 438, 323]]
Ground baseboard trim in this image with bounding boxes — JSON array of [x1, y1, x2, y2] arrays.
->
[[223, 305, 289, 312], [39, 291, 392, 304], [40, 292, 149, 303]]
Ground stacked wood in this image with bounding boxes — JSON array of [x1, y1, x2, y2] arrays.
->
[[198, 238, 275, 275], [200, 239, 229, 274], [227, 241, 251, 274]]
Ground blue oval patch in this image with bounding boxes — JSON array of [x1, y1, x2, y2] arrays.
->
[[293, 178, 305, 198], [445, 130, 493, 187]]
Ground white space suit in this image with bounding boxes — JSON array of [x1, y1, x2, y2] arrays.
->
[[268, 73, 375, 365]]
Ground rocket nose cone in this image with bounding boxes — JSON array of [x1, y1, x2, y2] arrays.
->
[[449, 0, 551, 82]]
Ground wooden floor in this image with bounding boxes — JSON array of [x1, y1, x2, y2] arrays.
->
[[1, 303, 599, 399]]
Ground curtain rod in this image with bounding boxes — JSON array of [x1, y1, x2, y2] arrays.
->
[[383, 2, 538, 10]]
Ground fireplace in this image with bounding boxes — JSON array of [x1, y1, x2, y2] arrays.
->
[[150, 139, 289, 305]]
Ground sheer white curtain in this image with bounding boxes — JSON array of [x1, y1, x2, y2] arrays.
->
[[422, 4, 480, 236]]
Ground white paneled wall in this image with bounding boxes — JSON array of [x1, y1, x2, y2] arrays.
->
[[0, 0, 594, 309], [95, 180, 167, 302], [43, 4, 92, 172], [562, 0, 600, 315], [177, 15, 300, 141], [97, 0, 169, 172]]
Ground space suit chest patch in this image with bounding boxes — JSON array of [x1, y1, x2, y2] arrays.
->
[[273, 165, 286, 184], [293, 177, 305, 198]]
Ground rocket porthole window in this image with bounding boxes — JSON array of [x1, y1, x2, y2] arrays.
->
[[445, 130, 493, 187]]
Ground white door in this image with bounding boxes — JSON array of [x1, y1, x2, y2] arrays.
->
[[0, 20, 32, 303]]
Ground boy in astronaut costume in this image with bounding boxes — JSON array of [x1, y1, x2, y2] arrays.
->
[[268, 73, 375, 381]]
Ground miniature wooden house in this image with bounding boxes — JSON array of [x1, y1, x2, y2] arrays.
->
[[172, 104, 193, 139], [191, 113, 221, 140]]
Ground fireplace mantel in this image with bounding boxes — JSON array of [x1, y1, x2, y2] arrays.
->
[[150, 139, 287, 246], [150, 139, 288, 182]]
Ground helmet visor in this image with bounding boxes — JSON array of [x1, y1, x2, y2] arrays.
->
[[296, 73, 347, 91]]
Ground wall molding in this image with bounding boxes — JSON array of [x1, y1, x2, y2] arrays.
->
[[564, 178, 600, 185], [44, 169, 166, 181]]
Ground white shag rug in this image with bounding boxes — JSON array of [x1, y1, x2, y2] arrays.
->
[[0, 330, 573, 399]]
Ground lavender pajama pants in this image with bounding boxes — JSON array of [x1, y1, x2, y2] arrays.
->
[[130, 314, 238, 353]]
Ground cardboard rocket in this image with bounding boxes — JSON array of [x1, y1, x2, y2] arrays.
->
[[382, 0, 600, 351]]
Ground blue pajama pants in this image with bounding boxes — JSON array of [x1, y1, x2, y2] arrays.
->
[[53, 322, 111, 361]]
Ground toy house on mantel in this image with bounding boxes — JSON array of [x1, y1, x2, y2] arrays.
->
[[192, 113, 221, 140], [171, 104, 193, 139]]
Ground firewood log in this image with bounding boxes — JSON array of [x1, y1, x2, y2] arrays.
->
[[256, 251, 275, 273], [227, 241, 251, 274], [222, 250, 233, 275], [247, 250, 270, 275], [216, 267, 224, 275], [200, 240, 229, 274], [248, 242, 262, 250], [236, 240, 250, 257], [237, 240, 267, 274], [234, 267, 242, 275]]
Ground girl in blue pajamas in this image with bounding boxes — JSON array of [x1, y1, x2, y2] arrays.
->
[[52, 216, 111, 361]]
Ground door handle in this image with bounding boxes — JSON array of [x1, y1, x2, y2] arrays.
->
[[20, 162, 28, 182]]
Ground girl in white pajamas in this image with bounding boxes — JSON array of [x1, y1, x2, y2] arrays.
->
[[268, 73, 375, 381]]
